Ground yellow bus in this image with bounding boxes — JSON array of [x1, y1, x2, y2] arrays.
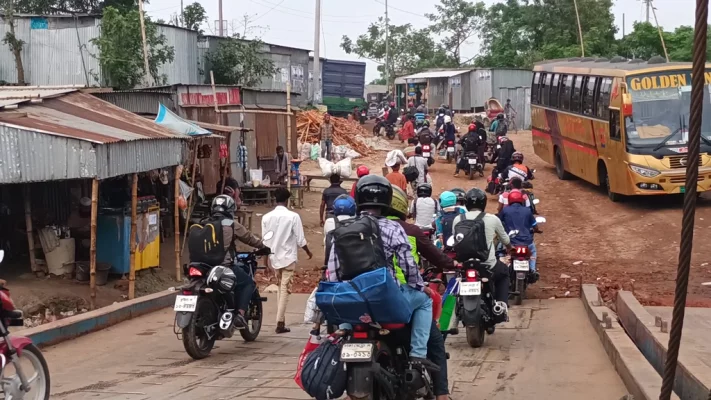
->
[[531, 57, 711, 201]]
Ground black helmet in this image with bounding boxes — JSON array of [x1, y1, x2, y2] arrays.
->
[[465, 188, 487, 211], [416, 183, 433, 198], [497, 113, 505, 120], [211, 194, 236, 217], [438, 107, 445, 114], [451, 188, 466, 205], [355, 175, 393, 211]]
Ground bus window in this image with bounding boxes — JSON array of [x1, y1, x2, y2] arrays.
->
[[550, 74, 560, 108], [560, 75, 572, 110], [571, 75, 583, 113], [541, 73, 551, 106], [610, 110, 621, 141], [583, 76, 598, 116], [598, 78, 613, 120], [532, 72, 541, 104]]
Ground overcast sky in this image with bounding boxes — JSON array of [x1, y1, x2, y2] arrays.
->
[[145, 0, 703, 82]]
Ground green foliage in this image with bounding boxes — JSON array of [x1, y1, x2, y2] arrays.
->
[[619, 22, 711, 62], [206, 37, 278, 87], [181, 2, 206, 33], [91, 7, 174, 89], [15, 0, 138, 14], [426, 0, 486, 64], [369, 77, 386, 85]]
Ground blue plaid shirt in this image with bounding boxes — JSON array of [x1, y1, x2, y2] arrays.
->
[[327, 216, 424, 291]]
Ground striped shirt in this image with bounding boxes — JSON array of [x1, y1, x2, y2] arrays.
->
[[319, 122, 334, 141], [327, 216, 424, 291]]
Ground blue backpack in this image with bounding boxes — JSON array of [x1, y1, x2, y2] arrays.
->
[[439, 209, 463, 242]]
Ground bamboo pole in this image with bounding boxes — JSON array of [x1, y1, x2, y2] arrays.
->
[[22, 185, 38, 274], [650, 1, 670, 62], [174, 165, 181, 281], [210, 70, 219, 113], [128, 173, 138, 300], [89, 178, 99, 310], [215, 109, 293, 116], [572, 0, 585, 57], [180, 139, 201, 255], [219, 131, 232, 195], [286, 82, 292, 198]]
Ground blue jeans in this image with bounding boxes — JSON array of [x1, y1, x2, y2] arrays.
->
[[528, 242, 537, 272], [320, 139, 332, 161], [401, 285, 432, 358]]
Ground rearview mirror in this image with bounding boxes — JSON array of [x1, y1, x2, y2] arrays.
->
[[535, 216, 547, 224], [532, 199, 540, 205], [0, 250, 4, 264], [262, 231, 274, 241]]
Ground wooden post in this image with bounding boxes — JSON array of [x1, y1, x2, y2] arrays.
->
[[286, 82, 292, 205], [22, 185, 38, 274], [128, 173, 138, 300], [174, 165, 181, 281], [180, 139, 201, 255], [219, 131, 231, 195], [89, 178, 99, 310]]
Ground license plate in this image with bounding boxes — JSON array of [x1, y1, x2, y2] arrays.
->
[[447, 147, 455, 152], [513, 260, 530, 271], [468, 158, 477, 165], [459, 281, 481, 296], [680, 186, 686, 194], [341, 343, 373, 362], [423, 152, 431, 158], [174, 295, 198, 312], [361, 113, 365, 116]]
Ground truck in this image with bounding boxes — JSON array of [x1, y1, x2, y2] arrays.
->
[[310, 58, 367, 117]]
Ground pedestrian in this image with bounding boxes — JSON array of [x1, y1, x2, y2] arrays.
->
[[319, 174, 348, 228], [261, 188, 313, 333], [407, 146, 430, 187], [319, 113, 334, 161], [273, 146, 291, 185], [505, 99, 518, 133], [350, 165, 370, 197], [386, 162, 408, 192]]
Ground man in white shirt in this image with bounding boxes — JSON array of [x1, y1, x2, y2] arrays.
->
[[261, 188, 313, 333]]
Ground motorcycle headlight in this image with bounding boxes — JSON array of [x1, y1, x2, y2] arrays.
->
[[629, 164, 661, 178]]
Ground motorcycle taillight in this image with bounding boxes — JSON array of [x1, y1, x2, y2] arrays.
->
[[448, 140, 454, 145], [514, 246, 530, 257], [182, 289, 193, 295], [188, 267, 202, 277], [465, 269, 478, 283], [353, 324, 369, 339]]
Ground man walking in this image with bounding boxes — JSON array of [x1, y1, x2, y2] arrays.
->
[[261, 188, 313, 333], [319, 113, 334, 161], [505, 99, 518, 133]]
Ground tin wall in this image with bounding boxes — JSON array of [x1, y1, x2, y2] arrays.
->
[[498, 87, 532, 129], [95, 139, 186, 179], [156, 25, 200, 85], [470, 69, 493, 111]]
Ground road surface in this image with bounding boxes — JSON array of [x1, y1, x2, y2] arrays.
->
[[44, 294, 626, 399]]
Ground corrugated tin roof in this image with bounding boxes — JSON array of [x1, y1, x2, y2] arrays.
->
[[0, 91, 186, 144], [0, 86, 81, 109], [401, 69, 474, 80]]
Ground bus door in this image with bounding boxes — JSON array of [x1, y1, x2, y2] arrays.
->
[[600, 108, 628, 193]]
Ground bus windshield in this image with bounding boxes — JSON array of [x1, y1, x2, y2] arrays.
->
[[625, 71, 711, 148]]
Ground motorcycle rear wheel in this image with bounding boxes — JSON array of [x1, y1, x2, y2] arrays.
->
[[239, 291, 263, 342], [466, 325, 485, 348], [183, 297, 217, 360]]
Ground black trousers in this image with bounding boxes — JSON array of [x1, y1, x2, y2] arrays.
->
[[491, 260, 510, 305], [427, 319, 449, 396]]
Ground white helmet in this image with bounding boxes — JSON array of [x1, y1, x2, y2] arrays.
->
[[444, 115, 452, 124]]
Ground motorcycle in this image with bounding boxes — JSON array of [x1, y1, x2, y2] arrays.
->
[[503, 217, 546, 306], [463, 151, 484, 180], [0, 251, 51, 400], [338, 278, 442, 400], [385, 123, 396, 140], [174, 233, 272, 359]]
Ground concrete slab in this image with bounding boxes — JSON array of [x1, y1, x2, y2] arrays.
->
[[617, 290, 711, 400], [42, 293, 625, 399], [581, 285, 679, 400]]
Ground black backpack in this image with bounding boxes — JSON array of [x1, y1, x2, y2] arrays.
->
[[453, 212, 490, 262], [403, 165, 419, 183], [301, 339, 347, 400], [188, 218, 231, 266], [495, 120, 508, 136], [439, 209, 462, 243], [332, 215, 387, 280]]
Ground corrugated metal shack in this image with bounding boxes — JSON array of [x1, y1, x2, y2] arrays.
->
[[470, 69, 532, 111], [395, 69, 473, 112]]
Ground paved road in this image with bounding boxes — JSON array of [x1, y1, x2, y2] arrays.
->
[[44, 294, 626, 399]]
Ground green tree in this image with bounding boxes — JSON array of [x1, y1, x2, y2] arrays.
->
[[369, 77, 386, 85], [341, 18, 455, 82], [15, 0, 138, 14], [2, 0, 26, 84], [91, 7, 174, 89], [181, 2, 206, 33], [206, 38, 278, 87], [426, 0, 486, 64]]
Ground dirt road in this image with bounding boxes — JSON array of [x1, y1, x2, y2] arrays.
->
[[44, 294, 625, 399]]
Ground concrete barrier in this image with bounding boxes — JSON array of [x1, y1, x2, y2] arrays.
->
[[580, 284, 679, 400], [616, 291, 710, 400], [20, 290, 176, 347]]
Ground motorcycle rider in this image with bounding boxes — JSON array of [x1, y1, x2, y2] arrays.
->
[[435, 107, 446, 133], [498, 190, 542, 280], [498, 177, 531, 213], [350, 165, 370, 197], [454, 123, 482, 177], [439, 115, 456, 153], [503, 151, 534, 182], [387, 186, 453, 400], [386, 101, 399, 127], [490, 113, 507, 137], [326, 176, 438, 369], [411, 183, 439, 229], [452, 188, 512, 321], [450, 188, 467, 212], [207, 195, 268, 329], [415, 104, 427, 125], [493, 138, 517, 181], [435, 191, 465, 245]]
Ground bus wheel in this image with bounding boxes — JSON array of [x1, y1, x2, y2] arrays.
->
[[555, 148, 571, 180], [599, 164, 621, 202]]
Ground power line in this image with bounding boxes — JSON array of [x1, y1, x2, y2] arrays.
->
[[254, 0, 380, 19], [373, 0, 430, 19], [246, 1, 376, 24], [251, 0, 287, 22]]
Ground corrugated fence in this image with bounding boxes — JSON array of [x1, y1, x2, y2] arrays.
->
[[498, 87, 531, 130]]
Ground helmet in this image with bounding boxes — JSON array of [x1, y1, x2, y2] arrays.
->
[[451, 188, 466, 204], [497, 113, 505, 120], [207, 266, 237, 294], [416, 183, 433, 198], [441, 103, 447, 109], [356, 165, 370, 178], [465, 188, 488, 211], [498, 136, 510, 144], [439, 191, 457, 208], [438, 107, 445, 114], [444, 115, 452, 124], [468, 123, 476, 132], [423, 119, 430, 127], [511, 151, 524, 163], [390, 101, 396, 107], [211, 194, 236, 217], [508, 190, 525, 205], [408, 102, 414, 107], [389, 186, 409, 219], [333, 194, 356, 217], [355, 175, 393, 211]]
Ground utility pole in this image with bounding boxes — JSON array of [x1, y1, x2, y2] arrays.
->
[[313, 0, 322, 104], [137, 0, 152, 86], [218, 0, 223, 36], [644, 0, 651, 23], [385, 0, 390, 91], [650, 0, 669, 62], [622, 13, 625, 37], [180, 0, 184, 27]]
